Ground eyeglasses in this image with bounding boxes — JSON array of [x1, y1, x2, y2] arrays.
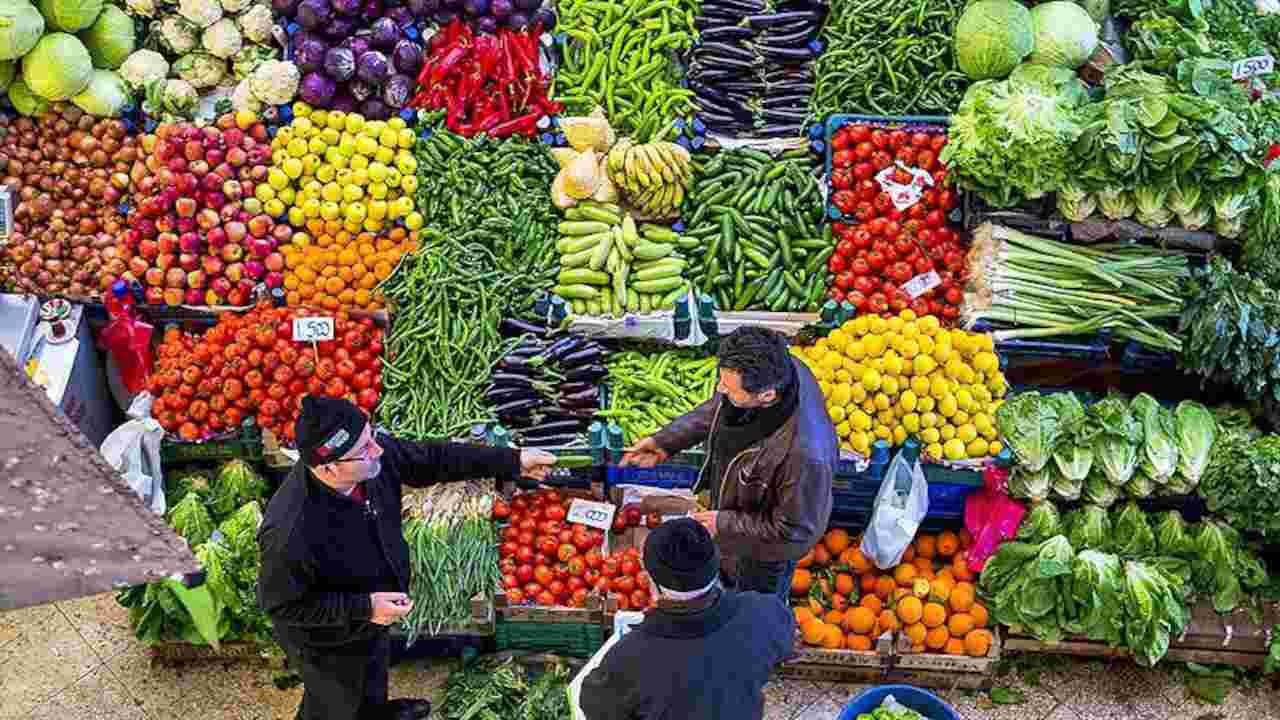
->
[[327, 441, 378, 466]]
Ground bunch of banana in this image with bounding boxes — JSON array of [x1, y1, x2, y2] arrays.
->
[[606, 139, 694, 219]]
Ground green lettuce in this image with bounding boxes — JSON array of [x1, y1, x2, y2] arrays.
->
[[1052, 470, 1083, 501], [167, 493, 214, 546], [1111, 502, 1156, 558], [1132, 393, 1179, 483], [1084, 467, 1122, 507], [1153, 511, 1196, 556], [996, 391, 1064, 472], [1122, 560, 1189, 667], [1052, 393, 1096, 484], [1070, 549, 1125, 645], [1066, 504, 1112, 551], [210, 459, 265, 519], [1009, 465, 1053, 502], [1090, 397, 1141, 486], [1018, 501, 1063, 543], [1125, 470, 1156, 499], [1173, 401, 1215, 486]]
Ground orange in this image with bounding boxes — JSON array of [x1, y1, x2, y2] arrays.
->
[[859, 594, 883, 615], [877, 609, 900, 634], [902, 544, 916, 563], [911, 578, 932, 599], [892, 587, 912, 604], [791, 568, 812, 596], [915, 534, 937, 559], [922, 602, 947, 629], [913, 556, 934, 575], [896, 596, 923, 625], [948, 613, 975, 637], [944, 638, 966, 656], [835, 573, 855, 597], [846, 606, 876, 634], [323, 276, 345, 294], [821, 624, 845, 650], [936, 568, 955, 584], [812, 545, 832, 567], [959, 528, 973, 550], [794, 607, 815, 626], [830, 593, 850, 613], [937, 531, 960, 558], [925, 626, 949, 651], [931, 578, 953, 604], [848, 548, 872, 574], [860, 574, 877, 594], [801, 619, 826, 646], [797, 549, 814, 569], [964, 630, 992, 657], [904, 622, 927, 646], [824, 609, 846, 626], [846, 634, 873, 651], [970, 603, 989, 628], [952, 552, 975, 582], [893, 563, 918, 587], [949, 582, 975, 613], [824, 528, 851, 555], [874, 576, 896, 600]]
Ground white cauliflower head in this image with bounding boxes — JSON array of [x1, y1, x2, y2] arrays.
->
[[156, 15, 200, 55], [248, 59, 299, 105], [160, 78, 199, 115], [125, 0, 159, 17], [119, 49, 169, 90], [231, 78, 262, 113], [236, 3, 273, 44], [173, 52, 227, 89], [220, 0, 252, 12], [178, 0, 223, 27], [202, 17, 243, 59]]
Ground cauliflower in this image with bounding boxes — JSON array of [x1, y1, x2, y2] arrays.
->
[[232, 44, 275, 81], [119, 49, 169, 90], [220, 0, 252, 11], [248, 59, 299, 105], [173, 52, 227, 89], [202, 17, 242, 59], [236, 3, 273, 44], [155, 15, 199, 55], [143, 77, 198, 118], [178, 0, 223, 27], [125, 0, 158, 17], [231, 78, 262, 113]]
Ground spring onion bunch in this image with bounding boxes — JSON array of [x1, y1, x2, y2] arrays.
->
[[401, 481, 500, 641], [963, 224, 1190, 351]]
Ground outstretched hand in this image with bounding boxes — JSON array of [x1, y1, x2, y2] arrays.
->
[[519, 449, 557, 481], [620, 437, 669, 468]]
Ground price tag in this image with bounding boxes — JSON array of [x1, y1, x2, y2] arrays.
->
[[875, 162, 934, 211], [901, 270, 941, 300], [292, 316, 334, 343], [1233, 54, 1275, 80], [567, 499, 616, 531]]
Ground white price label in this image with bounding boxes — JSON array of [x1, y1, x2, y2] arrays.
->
[[901, 271, 941, 300], [1233, 54, 1275, 80], [875, 162, 935, 212], [292, 317, 335, 342], [566, 499, 615, 531]]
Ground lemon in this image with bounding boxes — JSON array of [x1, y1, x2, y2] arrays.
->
[[897, 390, 917, 413], [973, 351, 999, 373], [279, 187, 296, 206], [397, 128, 416, 148], [851, 432, 871, 455], [869, 357, 886, 374], [301, 197, 321, 218], [913, 354, 937, 376], [883, 353, 904, 376], [863, 334, 886, 357], [828, 405, 847, 424], [967, 438, 990, 458], [938, 394, 958, 418], [918, 396, 936, 413], [868, 316, 888, 335], [988, 441, 1003, 455], [921, 426, 941, 444], [927, 442, 945, 459], [918, 315, 941, 336], [287, 206, 305, 226], [957, 424, 978, 443], [861, 369, 882, 392], [282, 157, 304, 179], [843, 357, 863, 374], [874, 425, 893, 441], [940, 424, 957, 442], [830, 383, 853, 406], [902, 412, 921, 433], [268, 167, 290, 190], [881, 376, 900, 396], [877, 409, 896, 427], [818, 380, 831, 396], [874, 393, 892, 411], [850, 382, 869, 403], [956, 388, 976, 413], [836, 420, 851, 438], [821, 353, 844, 373], [861, 399, 877, 414], [920, 411, 939, 429], [342, 184, 365, 202], [892, 426, 908, 446], [851, 409, 873, 431], [845, 339, 866, 360], [930, 375, 950, 400], [887, 316, 905, 334], [932, 343, 952, 366], [851, 315, 870, 336], [944, 438, 967, 460], [899, 338, 920, 359], [973, 412, 993, 434]]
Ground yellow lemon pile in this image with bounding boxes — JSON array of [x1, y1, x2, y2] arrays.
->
[[793, 310, 1008, 461], [263, 103, 424, 235]]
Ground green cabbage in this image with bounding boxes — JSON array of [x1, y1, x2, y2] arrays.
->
[[996, 391, 1063, 472], [78, 4, 135, 69], [6, 77, 46, 115], [1018, 500, 1063, 543], [0, 60, 14, 92], [1132, 393, 1179, 482], [36, 0, 102, 32], [210, 459, 265, 519], [0, 0, 44, 60], [168, 493, 214, 546], [1090, 396, 1141, 486], [954, 0, 1034, 80], [1066, 504, 1111, 551], [1028, 1, 1099, 70], [1111, 501, 1156, 557], [72, 68, 128, 116], [1173, 401, 1215, 486], [22, 33, 93, 100]]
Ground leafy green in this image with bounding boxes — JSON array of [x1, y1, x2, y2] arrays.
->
[[1066, 504, 1111, 551], [1125, 470, 1156, 499], [1018, 501, 1063, 544], [1090, 397, 1141, 487], [1122, 560, 1189, 667], [441, 657, 571, 720], [1173, 401, 1215, 487], [167, 493, 214, 547], [1052, 393, 1096, 484], [1008, 466, 1053, 502], [1084, 467, 1122, 507], [1127, 396, 1177, 485], [167, 471, 211, 507], [1198, 429, 1280, 540], [996, 392, 1065, 473], [1069, 549, 1125, 645], [1153, 511, 1195, 556], [1111, 502, 1156, 557], [210, 459, 265, 519]]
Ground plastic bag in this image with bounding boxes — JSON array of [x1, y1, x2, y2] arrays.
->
[[962, 459, 1026, 572], [873, 695, 927, 720], [568, 612, 645, 720], [860, 441, 928, 570], [99, 392, 166, 515], [97, 293, 154, 394]]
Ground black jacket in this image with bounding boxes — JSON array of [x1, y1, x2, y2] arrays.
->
[[579, 590, 795, 720], [257, 433, 519, 650]]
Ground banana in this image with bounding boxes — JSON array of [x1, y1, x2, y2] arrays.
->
[[651, 145, 677, 184], [622, 145, 642, 189], [632, 145, 655, 189]]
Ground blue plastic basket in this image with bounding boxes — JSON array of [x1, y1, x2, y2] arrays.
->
[[838, 685, 961, 720], [824, 114, 950, 222]]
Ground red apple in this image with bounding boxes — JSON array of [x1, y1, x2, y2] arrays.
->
[[201, 256, 224, 276], [222, 180, 242, 201], [196, 209, 220, 230], [165, 267, 186, 288], [144, 267, 164, 286], [179, 232, 202, 254], [146, 287, 165, 305], [221, 244, 244, 263], [248, 215, 272, 238], [186, 270, 206, 289], [210, 276, 232, 296], [179, 253, 200, 272], [224, 221, 247, 244], [188, 160, 209, 177], [163, 288, 184, 306], [155, 253, 177, 271], [185, 288, 204, 305], [175, 197, 197, 218], [264, 252, 285, 272], [138, 238, 159, 260], [158, 233, 179, 255], [224, 261, 243, 281]]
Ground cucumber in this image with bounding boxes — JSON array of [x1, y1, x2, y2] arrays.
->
[[640, 224, 679, 243], [559, 221, 612, 236], [561, 246, 596, 268], [558, 268, 611, 286], [554, 284, 600, 300], [633, 242, 674, 260], [577, 206, 622, 225], [556, 231, 607, 254], [632, 276, 685, 293], [634, 262, 685, 281]]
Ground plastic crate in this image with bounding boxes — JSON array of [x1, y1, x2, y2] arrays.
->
[[160, 420, 263, 464], [827, 442, 983, 528], [604, 449, 705, 492], [824, 114, 949, 223], [969, 320, 1112, 367], [494, 620, 604, 658], [1120, 340, 1177, 374], [961, 188, 1066, 236]]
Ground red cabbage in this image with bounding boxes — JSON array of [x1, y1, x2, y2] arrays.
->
[[407, 0, 438, 16], [434, 8, 456, 22], [360, 98, 389, 119], [369, 17, 400, 49], [383, 73, 413, 107], [362, 0, 383, 16], [273, 0, 299, 14], [323, 46, 356, 80], [296, 0, 333, 30], [331, 92, 358, 113], [463, 0, 488, 15], [490, 0, 511, 17], [356, 50, 389, 83], [327, 16, 358, 39], [343, 34, 371, 58], [331, 0, 361, 13], [513, 0, 538, 9], [299, 72, 337, 107], [387, 6, 414, 25], [391, 39, 423, 75], [442, 0, 462, 7], [476, 15, 498, 33], [293, 33, 329, 73], [349, 78, 375, 101]]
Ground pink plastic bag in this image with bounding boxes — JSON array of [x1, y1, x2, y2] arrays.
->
[[963, 461, 1026, 572], [98, 292, 154, 394]]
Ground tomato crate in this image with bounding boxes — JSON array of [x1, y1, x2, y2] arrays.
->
[[485, 593, 616, 659], [823, 114, 950, 223], [160, 419, 263, 465]]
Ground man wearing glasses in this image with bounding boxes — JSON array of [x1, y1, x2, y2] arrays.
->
[[259, 395, 557, 720]]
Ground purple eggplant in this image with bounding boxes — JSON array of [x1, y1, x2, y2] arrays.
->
[[323, 46, 356, 80], [490, 371, 537, 387], [561, 346, 604, 368], [485, 386, 541, 404], [370, 17, 400, 48], [499, 317, 548, 338], [520, 419, 588, 438], [519, 433, 584, 447], [564, 364, 607, 383], [543, 336, 583, 363], [558, 387, 599, 408], [392, 39, 424, 75], [513, 0, 539, 9], [383, 74, 414, 108], [296, 0, 333, 30], [356, 50, 390, 83], [495, 398, 543, 418]]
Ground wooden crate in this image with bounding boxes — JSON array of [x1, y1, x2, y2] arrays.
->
[[777, 628, 1000, 690], [775, 633, 894, 683], [148, 641, 281, 668], [890, 627, 1001, 691]]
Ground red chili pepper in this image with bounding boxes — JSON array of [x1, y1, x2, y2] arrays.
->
[[431, 45, 470, 85], [489, 112, 541, 138], [1266, 143, 1280, 168]]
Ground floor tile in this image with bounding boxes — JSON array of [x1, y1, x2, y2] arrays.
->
[[763, 679, 819, 720], [57, 593, 136, 664], [29, 663, 148, 720], [1041, 704, 1084, 720], [105, 643, 228, 719], [812, 681, 872, 709], [0, 602, 102, 718], [1037, 658, 1183, 720], [0, 603, 59, 652]]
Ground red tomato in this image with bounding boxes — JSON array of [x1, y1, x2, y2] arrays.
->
[[857, 179, 878, 201], [517, 530, 535, 547], [925, 210, 946, 229], [624, 507, 642, 526], [548, 579, 567, 599], [833, 149, 855, 168], [534, 565, 555, 587], [870, 130, 890, 148], [507, 589, 525, 604], [827, 288, 847, 303], [614, 576, 637, 594], [571, 589, 590, 607], [849, 124, 871, 143], [846, 290, 868, 311], [536, 591, 556, 606], [833, 190, 858, 213], [616, 595, 631, 611], [630, 589, 650, 609], [558, 529, 575, 546], [835, 238, 856, 257], [516, 564, 534, 583], [601, 558, 619, 578], [585, 549, 603, 570], [558, 544, 577, 562], [916, 149, 936, 170], [866, 250, 887, 270], [931, 134, 947, 151], [523, 582, 543, 598], [895, 146, 917, 166], [517, 546, 535, 564], [831, 167, 853, 190], [945, 287, 964, 305], [356, 387, 378, 412], [872, 150, 893, 170], [619, 558, 639, 577], [832, 127, 852, 150], [888, 130, 908, 148], [574, 533, 594, 553], [853, 276, 877, 295], [594, 578, 610, 593], [853, 229, 874, 250], [911, 132, 932, 148], [915, 256, 934, 275], [538, 537, 558, 556], [503, 574, 519, 589], [500, 541, 519, 557], [853, 162, 875, 181], [827, 253, 848, 274], [853, 141, 874, 160], [567, 557, 586, 577]]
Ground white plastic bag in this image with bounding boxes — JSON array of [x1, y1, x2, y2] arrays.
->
[[99, 391, 166, 515], [860, 443, 929, 570]]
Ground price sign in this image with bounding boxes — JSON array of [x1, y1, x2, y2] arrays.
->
[[567, 499, 616, 531], [901, 270, 941, 300], [1233, 54, 1275, 80], [292, 316, 335, 343]]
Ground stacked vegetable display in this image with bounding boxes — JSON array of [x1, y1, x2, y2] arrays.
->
[[825, 122, 965, 321], [793, 309, 1007, 460], [280, 223, 418, 309], [598, 349, 717, 444], [487, 331, 606, 446], [683, 147, 828, 312], [114, 111, 281, 306], [147, 301, 383, 443]]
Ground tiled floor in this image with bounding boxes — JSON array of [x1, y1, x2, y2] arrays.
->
[[2, 594, 1278, 720]]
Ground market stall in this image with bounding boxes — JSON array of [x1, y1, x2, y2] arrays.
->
[[0, 0, 1277, 710]]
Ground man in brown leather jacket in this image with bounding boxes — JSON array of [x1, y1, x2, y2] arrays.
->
[[622, 326, 837, 599]]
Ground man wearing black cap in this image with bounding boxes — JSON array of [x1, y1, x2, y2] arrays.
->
[[622, 326, 837, 600], [258, 395, 557, 720], [578, 518, 795, 720]]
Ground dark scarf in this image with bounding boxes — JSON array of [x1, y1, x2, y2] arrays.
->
[[706, 362, 799, 506]]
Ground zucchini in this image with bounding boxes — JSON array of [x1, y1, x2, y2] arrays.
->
[[633, 276, 685, 293], [554, 284, 601, 300], [554, 454, 595, 468], [558, 268, 611, 286], [633, 242, 675, 260], [557, 232, 607, 254], [559, 221, 612, 236], [634, 262, 685, 281]]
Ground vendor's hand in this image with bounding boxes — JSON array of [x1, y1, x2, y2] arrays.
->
[[691, 511, 718, 537], [369, 592, 413, 625], [621, 437, 668, 468], [519, 449, 557, 481]]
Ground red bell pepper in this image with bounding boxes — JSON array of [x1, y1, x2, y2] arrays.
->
[[489, 111, 541, 139]]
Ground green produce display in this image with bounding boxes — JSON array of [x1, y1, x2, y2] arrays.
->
[[440, 657, 571, 720], [1026, 1, 1098, 70], [554, 0, 698, 142], [1199, 425, 1280, 540], [812, 0, 969, 117], [168, 492, 214, 546], [683, 147, 827, 312], [598, 349, 717, 444]]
